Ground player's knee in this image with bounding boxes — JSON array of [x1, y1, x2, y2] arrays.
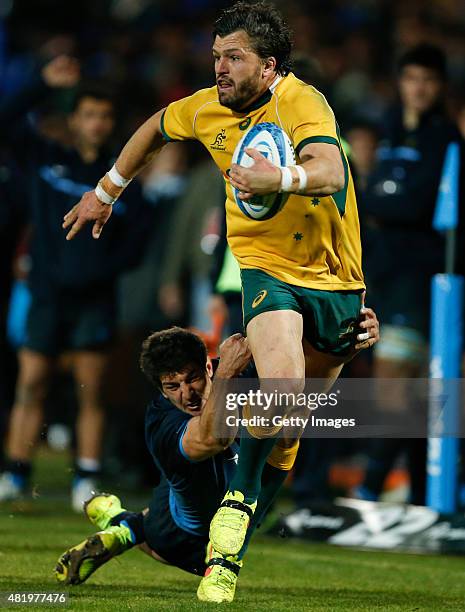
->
[[78, 398, 105, 415], [75, 379, 105, 408], [265, 377, 305, 398], [15, 379, 48, 407], [246, 422, 283, 439]]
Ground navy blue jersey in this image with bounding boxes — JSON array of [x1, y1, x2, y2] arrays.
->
[[144, 394, 239, 537], [360, 104, 464, 332], [144, 360, 256, 537], [0, 78, 153, 295]]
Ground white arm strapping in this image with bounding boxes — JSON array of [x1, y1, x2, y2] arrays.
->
[[108, 164, 132, 188]]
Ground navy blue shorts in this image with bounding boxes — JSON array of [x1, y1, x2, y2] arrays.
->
[[23, 286, 116, 356], [143, 480, 208, 576]]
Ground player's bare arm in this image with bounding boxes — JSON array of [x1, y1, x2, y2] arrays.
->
[[229, 141, 344, 201], [181, 334, 252, 461], [63, 108, 166, 240]]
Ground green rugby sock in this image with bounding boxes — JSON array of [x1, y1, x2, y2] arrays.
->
[[228, 436, 276, 503], [238, 463, 288, 560]]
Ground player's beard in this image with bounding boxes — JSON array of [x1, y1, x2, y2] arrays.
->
[[218, 67, 263, 112]]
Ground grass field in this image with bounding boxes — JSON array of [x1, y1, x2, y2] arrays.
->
[[1, 450, 465, 611]]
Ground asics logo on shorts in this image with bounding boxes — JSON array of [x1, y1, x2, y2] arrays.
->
[[252, 290, 268, 308]]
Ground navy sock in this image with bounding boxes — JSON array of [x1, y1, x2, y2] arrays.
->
[[111, 511, 145, 545], [6, 459, 31, 480], [74, 465, 101, 480]]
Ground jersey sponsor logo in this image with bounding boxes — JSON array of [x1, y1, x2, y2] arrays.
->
[[210, 129, 227, 151], [239, 117, 251, 131], [252, 289, 268, 308]]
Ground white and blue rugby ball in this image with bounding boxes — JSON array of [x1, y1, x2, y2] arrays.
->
[[231, 122, 295, 220]]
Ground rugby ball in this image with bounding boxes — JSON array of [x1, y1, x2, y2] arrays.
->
[[231, 122, 295, 220]]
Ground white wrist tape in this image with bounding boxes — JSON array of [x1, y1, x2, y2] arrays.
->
[[95, 182, 116, 206], [280, 166, 293, 192], [295, 164, 308, 193], [108, 164, 132, 188], [280, 165, 308, 193]]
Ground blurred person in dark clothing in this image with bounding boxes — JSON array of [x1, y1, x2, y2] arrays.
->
[[345, 121, 379, 193], [157, 158, 223, 331], [108, 144, 189, 487], [0, 156, 26, 465], [356, 44, 462, 504], [208, 211, 243, 341], [0, 56, 151, 510]]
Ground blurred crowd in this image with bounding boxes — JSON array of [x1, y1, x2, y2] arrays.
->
[[1, 0, 465, 510]]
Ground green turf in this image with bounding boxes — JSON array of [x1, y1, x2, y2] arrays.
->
[[1, 450, 465, 611]]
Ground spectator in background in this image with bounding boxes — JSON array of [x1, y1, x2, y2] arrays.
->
[[208, 212, 243, 341], [107, 143, 189, 485], [119, 143, 189, 333], [0, 155, 25, 465], [158, 157, 224, 332], [355, 44, 462, 504], [0, 56, 152, 510], [345, 121, 379, 193]]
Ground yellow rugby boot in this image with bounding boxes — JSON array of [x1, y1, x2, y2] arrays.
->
[[54, 525, 132, 586], [197, 541, 242, 603], [209, 490, 256, 556], [84, 493, 126, 530]]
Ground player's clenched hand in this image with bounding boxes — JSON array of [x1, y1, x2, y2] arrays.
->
[[354, 293, 380, 351], [63, 191, 112, 240], [229, 147, 281, 200], [216, 333, 252, 378]]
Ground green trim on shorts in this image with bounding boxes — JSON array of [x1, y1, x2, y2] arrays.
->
[[241, 268, 363, 356]]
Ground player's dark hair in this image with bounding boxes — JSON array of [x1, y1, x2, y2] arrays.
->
[[71, 84, 116, 112], [398, 44, 447, 79], [346, 119, 380, 139], [140, 327, 208, 391], [213, 1, 293, 75]]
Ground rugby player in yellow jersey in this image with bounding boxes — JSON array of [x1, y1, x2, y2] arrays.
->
[[63, 1, 377, 601]]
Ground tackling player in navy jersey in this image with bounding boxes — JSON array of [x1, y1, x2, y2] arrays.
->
[[55, 327, 291, 603]]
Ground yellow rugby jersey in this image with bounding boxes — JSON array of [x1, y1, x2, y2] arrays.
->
[[161, 72, 364, 291]]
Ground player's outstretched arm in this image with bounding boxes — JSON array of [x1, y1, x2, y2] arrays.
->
[[181, 334, 252, 461], [63, 108, 166, 240]]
